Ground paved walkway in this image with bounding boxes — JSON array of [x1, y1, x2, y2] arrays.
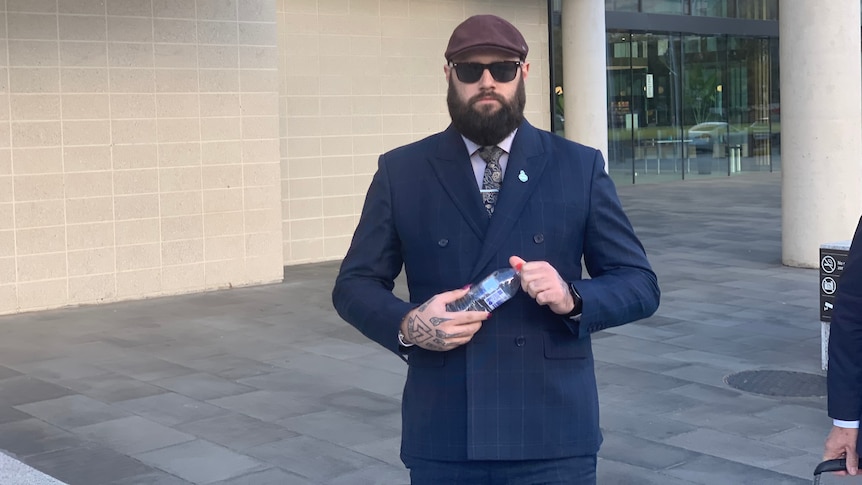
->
[[0, 172, 844, 484]]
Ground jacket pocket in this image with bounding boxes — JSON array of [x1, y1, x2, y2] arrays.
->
[[543, 330, 588, 360], [406, 348, 446, 367]]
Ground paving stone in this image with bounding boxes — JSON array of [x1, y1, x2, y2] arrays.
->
[[300, 337, 382, 361], [116, 392, 231, 427], [600, 384, 703, 415], [211, 467, 316, 485], [178, 354, 280, 381], [175, 413, 298, 451], [0, 376, 74, 407], [348, 437, 404, 468], [754, 403, 832, 429], [0, 450, 68, 485], [151, 373, 256, 401], [600, 404, 697, 442], [73, 416, 196, 455], [236, 369, 347, 396], [245, 435, 381, 482], [110, 471, 194, 484], [11, 358, 111, 382], [277, 409, 401, 447], [319, 388, 401, 418], [663, 428, 808, 470], [662, 453, 810, 485], [763, 424, 832, 456], [25, 442, 156, 485], [593, 346, 689, 373], [0, 404, 31, 425], [16, 395, 132, 429], [596, 363, 691, 392], [61, 372, 168, 403], [596, 458, 696, 485], [270, 351, 407, 397], [0, 365, 22, 380], [600, 430, 699, 471], [206, 389, 325, 422], [326, 463, 410, 485], [0, 419, 82, 458], [343, 351, 408, 376], [773, 452, 830, 482], [135, 440, 264, 484], [97, 355, 198, 382]]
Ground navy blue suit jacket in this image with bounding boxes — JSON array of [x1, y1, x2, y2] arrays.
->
[[828, 216, 862, 421], [332, 121, 660, 461]]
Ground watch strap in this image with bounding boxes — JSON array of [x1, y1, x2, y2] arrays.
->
[[566, 283, 583, 317]]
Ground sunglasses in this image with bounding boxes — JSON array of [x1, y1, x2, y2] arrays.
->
[[450, 61, 522, 84]]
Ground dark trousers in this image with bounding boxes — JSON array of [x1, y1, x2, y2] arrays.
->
[[402, 455, 597, 485]]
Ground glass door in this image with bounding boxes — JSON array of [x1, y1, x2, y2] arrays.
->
[[607, 32, 684, 185], [730, 36, 775, 172], [682, 34, 728, 178]]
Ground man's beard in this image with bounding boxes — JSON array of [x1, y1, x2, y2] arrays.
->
[[447, 78, 526, 146]]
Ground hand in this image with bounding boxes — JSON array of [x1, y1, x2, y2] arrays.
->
[[824, 425, 859, 475], [509, 256, 574, 315], [400, 288, 489, 352]]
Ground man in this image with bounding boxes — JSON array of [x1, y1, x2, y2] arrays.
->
[[824, 216, 862, 476], [332, 14, 660, 484]]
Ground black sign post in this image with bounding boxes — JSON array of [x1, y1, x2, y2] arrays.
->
[[821, 241, 851, 370]]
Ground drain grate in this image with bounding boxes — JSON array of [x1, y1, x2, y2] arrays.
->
[[724, 370, 826, 397]]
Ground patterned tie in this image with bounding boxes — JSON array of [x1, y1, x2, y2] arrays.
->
[[479, 146, 504, 216]]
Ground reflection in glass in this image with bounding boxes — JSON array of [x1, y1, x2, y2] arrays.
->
[[553, 3, 780, 185], [605, 0, 639, 12], [691, 0, 728, 18], [640, 0, 684, 15], [605, 0, 779, 19], [603, 31, 778, 183]]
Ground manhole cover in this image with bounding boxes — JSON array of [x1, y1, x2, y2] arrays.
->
[[724, 370, 826, 397]]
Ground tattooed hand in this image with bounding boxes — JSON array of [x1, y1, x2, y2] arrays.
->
[[400, 287, 489, 352]]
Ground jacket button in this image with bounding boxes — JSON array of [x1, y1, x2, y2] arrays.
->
[[533, 233, 544, 244], [515, 336, 526, 347], [438, 239, 449, 247]]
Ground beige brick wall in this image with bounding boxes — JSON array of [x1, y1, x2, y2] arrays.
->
[[0, 0, 551, 315], [0, 0, 283, 315], [277, 0, 550, 264]]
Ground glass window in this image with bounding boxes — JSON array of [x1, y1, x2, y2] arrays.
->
[[735, 0, 779, 20], [553, 1, 780, 184], [641, 0, 684, 15], [691, 0, 728, 18], [606, 0, 639, 12]]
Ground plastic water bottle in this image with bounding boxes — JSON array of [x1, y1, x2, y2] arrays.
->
[[446, 268, 520, 312]]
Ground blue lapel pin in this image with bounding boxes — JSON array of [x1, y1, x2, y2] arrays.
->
[[518, 170, 528, 182]]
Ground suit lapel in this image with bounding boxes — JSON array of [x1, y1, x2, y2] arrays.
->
[[427, 126, 489, 239], [469, 123, 547, 280]]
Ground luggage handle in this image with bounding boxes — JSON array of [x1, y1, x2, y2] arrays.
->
[[815, 458, 848, 475], [814, 458, 848, 484]]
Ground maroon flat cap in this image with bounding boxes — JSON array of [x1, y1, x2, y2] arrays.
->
[[444, 14, 528, 62]]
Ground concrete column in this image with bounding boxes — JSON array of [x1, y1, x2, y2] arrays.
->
[[780, 0, 862, 267], [561, 0, 609, 165]]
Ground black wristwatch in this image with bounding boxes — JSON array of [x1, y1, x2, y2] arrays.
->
[[566, 283, 583, 317]]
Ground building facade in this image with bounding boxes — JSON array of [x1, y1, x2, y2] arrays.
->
[[1, 0, 860, 316], [554, 0, 781, 186], [0, 0, 549, 315]]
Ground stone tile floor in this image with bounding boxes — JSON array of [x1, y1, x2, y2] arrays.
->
[[0, 172, 847, 484]]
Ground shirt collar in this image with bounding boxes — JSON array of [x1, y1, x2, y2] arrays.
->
[[461, 129, 518, 156]]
